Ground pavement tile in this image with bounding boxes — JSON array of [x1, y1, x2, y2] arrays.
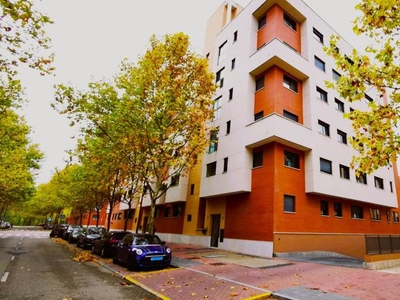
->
[[98, 243, 400, 300]]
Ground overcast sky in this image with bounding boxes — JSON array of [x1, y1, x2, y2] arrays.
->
[[20, 0, 364, 185]]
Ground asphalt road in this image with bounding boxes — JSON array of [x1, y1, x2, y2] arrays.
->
[[0, 227, 159, 300]]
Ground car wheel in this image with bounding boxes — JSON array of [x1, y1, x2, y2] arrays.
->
[[49, 232, 55, 238], [127, 255, 137, 271], [100, 248, 106, 258], [91, 245, 96, 254], [112, 255, 118, 265]]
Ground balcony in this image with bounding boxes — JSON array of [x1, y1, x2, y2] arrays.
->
[[249, 38, 309, 81], [244, 113, 312, 151]]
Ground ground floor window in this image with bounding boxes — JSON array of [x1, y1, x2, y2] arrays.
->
[[284, 195, 295, 213], [351, 205, 363, 219]]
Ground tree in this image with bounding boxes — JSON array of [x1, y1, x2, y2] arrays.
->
[[53, 32, 216, 234], [0, 110, 43, 217], [326, 0, 400, 174], [1, 0, 54, 111]]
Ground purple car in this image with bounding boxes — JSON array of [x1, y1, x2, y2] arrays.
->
[[112, 233, 171, 271]]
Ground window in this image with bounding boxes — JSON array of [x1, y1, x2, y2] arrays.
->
[[254, 111, 264, 121], [258, 14, 266, 29], [374, 176, 384, 189], [314, 56, 326, 71], [209, 127, 219, 153], [190, 184, 195, 195], [171, 175, 180, 186], [339, 165, 350, 179], [313, 27, 323, 44], [233, 30, 238, 42], [253, 151, 263, 168], [370, 209, 381, 221], [320, 158, 332, 174], [217, 41, 227, 65], [231, 58, 236, 70], [334, 202, 343, 217], [216, 67, 225, 88], [283, 110, 299, 122], [172, 205, 182, 217], [92, 215, 98, 220], [213, 97, 221, 120], [283, 13, 296, 31], [356, 173, 367, 184], [284, 195, 295, 212], [332, 69, 341, 81], [337, 130, 347, 144], [386, 211, 391, 221], [223, 157, 228, 173], [229, 88, 234, 100], [393, 212, 399, 223], [284, 151, 300, 168], [390, 181, 393, 193], [164, 207, 171, 218], [350, 107, 354, 112], [365, 93, 373, 102], [318, 120, 330, 136], [187, 214, 192, 222], [255, 75, 264, 91], [283, 75, 298, 92], [351, 205, 363, 219], [320, 200, 329, 216], [206, 162, 217, 177], [118, 213, 122, 220], [316, 86, 328, 102], [335, 98, 344, 112], [226, 120, 231, 135]]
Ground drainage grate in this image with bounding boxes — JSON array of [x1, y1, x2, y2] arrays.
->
[[209, 262, 226, 266]]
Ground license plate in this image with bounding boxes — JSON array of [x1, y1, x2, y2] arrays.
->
[[151, 256, 163, 261]]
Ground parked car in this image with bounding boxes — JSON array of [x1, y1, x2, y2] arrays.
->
[[68, 227, 83, 244], [0, 222, 11, 229], [76, 227, 106, 249], [112, 233, 171, 271], [92, 231, 131, 258], [62, 224, 81, 241], [49, 224, 68, 238]]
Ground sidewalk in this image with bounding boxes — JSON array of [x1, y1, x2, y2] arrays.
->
[[99, 243, 400, 300]]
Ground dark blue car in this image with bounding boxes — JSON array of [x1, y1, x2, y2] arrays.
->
[[113, 233, 171, 271]]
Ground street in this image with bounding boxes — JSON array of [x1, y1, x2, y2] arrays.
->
[[0, 227, 159, 300]]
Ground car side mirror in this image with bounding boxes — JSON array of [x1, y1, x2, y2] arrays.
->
[[161, 241, 166, 245]]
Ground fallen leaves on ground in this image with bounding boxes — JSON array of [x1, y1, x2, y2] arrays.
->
[[51, 237, 112, 263]]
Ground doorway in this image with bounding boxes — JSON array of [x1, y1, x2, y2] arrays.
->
[[210, 214, 221, 248]]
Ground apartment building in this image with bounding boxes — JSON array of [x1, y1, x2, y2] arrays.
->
[[72, 0, 400, 261], [194, 0, 400, 260]]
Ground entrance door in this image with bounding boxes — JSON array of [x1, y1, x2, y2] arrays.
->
[[143, 216, 148, 233], [210, 214, 221, 248]]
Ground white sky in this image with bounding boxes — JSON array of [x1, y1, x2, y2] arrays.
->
[[20, 0, 364, 185]]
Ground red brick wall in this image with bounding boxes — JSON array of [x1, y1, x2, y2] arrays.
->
[[255, 66, 303, 123], [257, 4, 301, 52]]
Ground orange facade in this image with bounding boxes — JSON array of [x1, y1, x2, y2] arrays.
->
[[257, 4, 301, 52]]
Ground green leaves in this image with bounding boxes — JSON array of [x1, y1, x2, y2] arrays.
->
[[326, 0, 400, 174]]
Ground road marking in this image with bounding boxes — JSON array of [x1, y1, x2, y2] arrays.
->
[[1, 272, 9, 282]]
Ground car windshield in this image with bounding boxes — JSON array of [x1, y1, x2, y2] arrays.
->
[[88, 227, 103, 234], [133, 235, 162, 245]]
